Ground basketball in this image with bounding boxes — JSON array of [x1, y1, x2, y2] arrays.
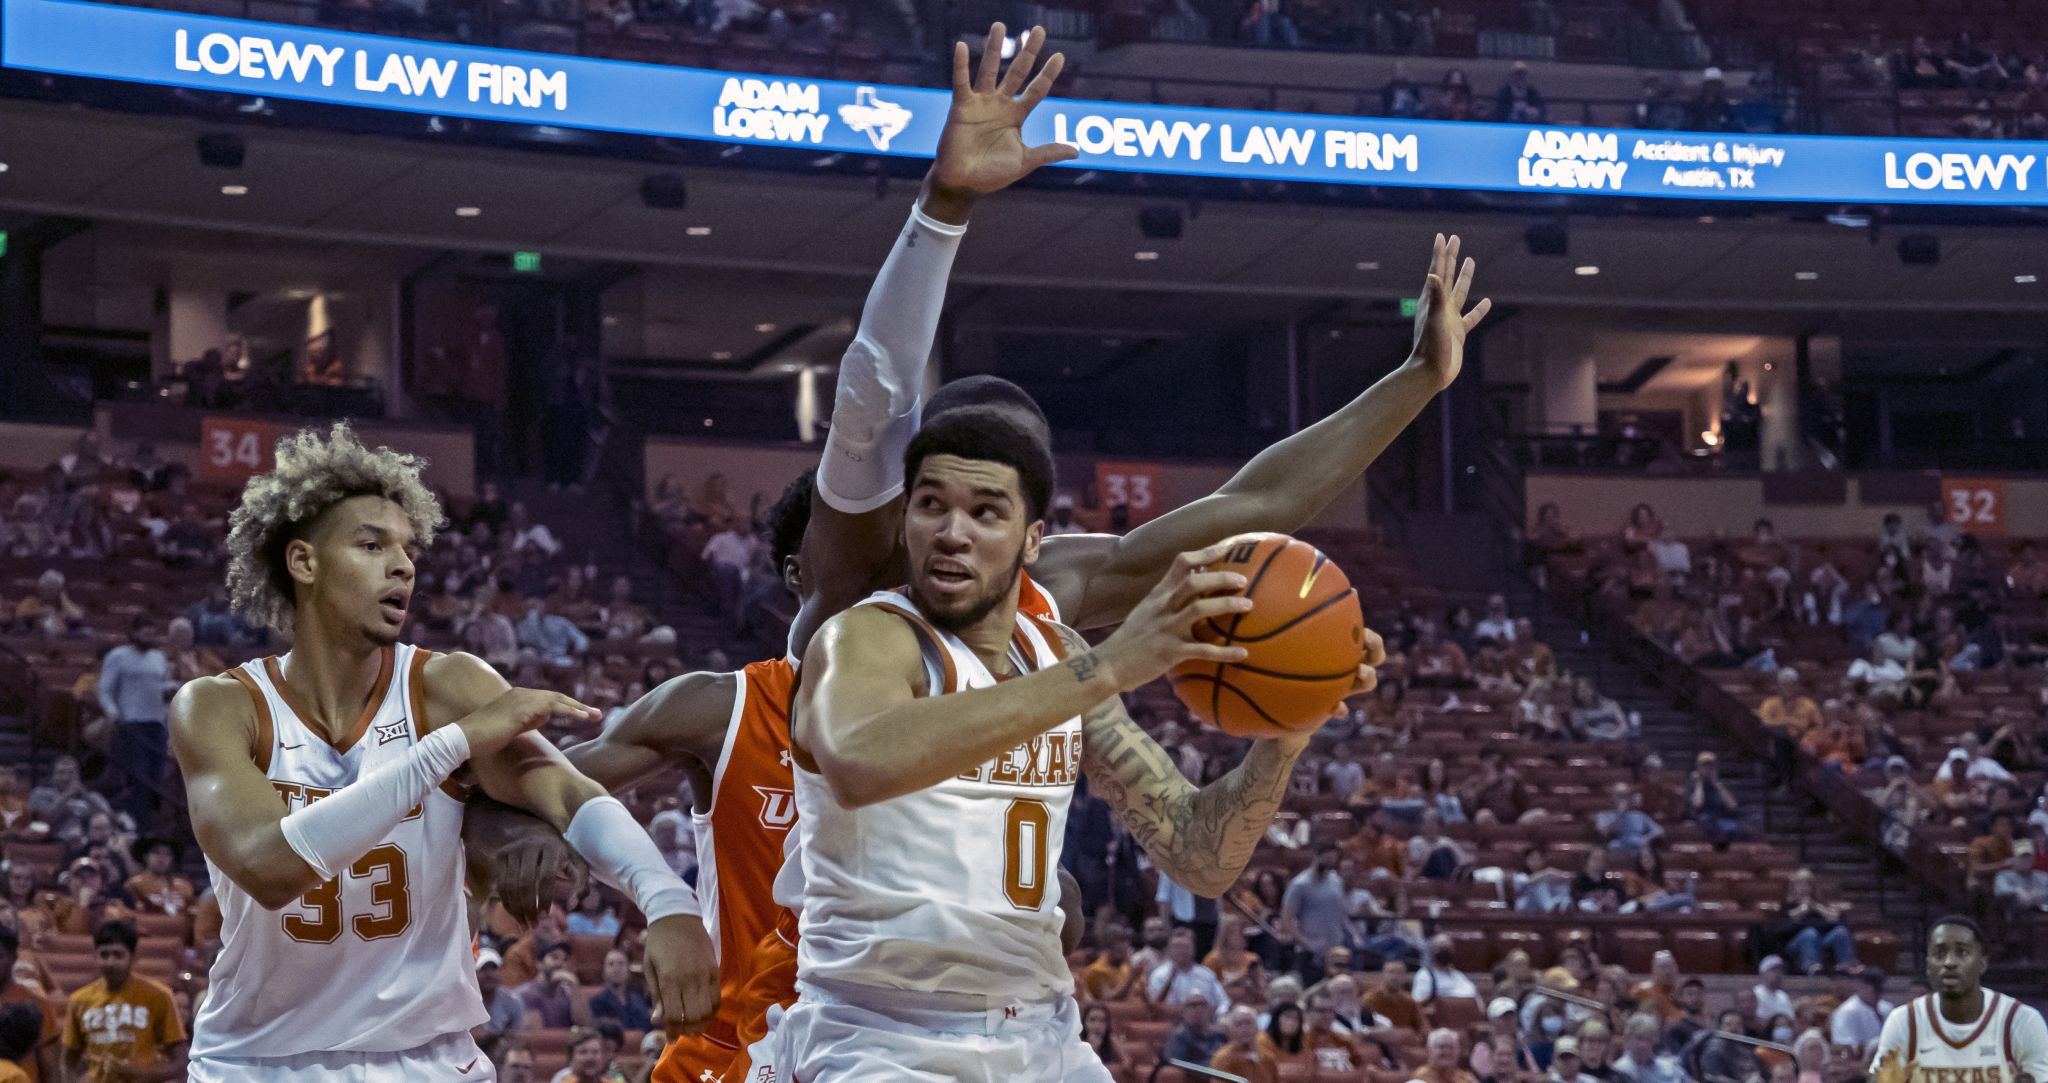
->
[[1168, 533, 1366, 738]]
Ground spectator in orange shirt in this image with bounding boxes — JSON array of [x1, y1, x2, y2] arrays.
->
[[1301, 989, 1370, 1073], [1967, 813, 2017, 894], [1760, 668, 1823, 788], [1211, 1005, 1282, 1083], [1412, 622, 1473, 688], [0, 771, 24, 835], [1260, 1002, 1309, 1070], [121, 841, 193, 918], [0, 927, 56, 1083], [1417, 1027, 1483, 1083], [1204, 915, 1266, 1004], [1346, 819, 1409, 880], [1366, 960, 1429, 1034], [1631, 951, 1682, 1023], [1800, 719, 1867, 774], [49, 861, 132, 938], [61, 922, 184, 1083], [1082, 923, 1141, 1002]]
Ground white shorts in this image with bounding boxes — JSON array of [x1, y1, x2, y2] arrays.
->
[[773, 979, 1114, 1083], [187, 1030, 494, 1082]]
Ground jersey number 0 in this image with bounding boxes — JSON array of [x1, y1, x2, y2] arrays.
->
[[283, 844, 413, 943]]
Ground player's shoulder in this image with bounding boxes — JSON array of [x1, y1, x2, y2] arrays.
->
[[421, 647, 508, 697], [813, 601, 922, 655], [170, 672, 257, 735]]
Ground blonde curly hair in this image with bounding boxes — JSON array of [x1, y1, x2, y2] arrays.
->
[[225, 422, 444, 635]]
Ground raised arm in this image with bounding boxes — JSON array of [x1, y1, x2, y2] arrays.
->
[[1076, 626, 1387, 897], [169, 673, 583, 911], [789, 22, 1076, 653], [1038, 235, 1492, 630], [798, 545, 1252, 809]]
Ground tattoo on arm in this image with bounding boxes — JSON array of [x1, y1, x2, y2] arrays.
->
[[1079, 696, 1298, 896], [1065, 650, 1103, 685]]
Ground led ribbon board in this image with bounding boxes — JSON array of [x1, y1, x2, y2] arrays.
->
[[8, 0, 2048, 205]]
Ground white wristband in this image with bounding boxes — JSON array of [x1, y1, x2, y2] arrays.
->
[[280, 724, 471, 882], [563, 796, 701, 921]]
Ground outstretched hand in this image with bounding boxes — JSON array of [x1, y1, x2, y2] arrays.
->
[[1409, 232, 1493, 392], [933, 23, 1078, 197]]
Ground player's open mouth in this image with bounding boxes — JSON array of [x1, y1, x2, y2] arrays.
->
[[925, 562, 974, 589], [379, 591, 409, 621]]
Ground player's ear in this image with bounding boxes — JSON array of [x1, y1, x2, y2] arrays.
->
[[1022, 520, 1043, 567], [285, 536, 318, 589], [782, 555, 803, 595]]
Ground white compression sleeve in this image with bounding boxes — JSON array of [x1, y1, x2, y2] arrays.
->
[[563, 795, 701, 921], [815, 203, 968, 514], [278, 724, 470, 882]]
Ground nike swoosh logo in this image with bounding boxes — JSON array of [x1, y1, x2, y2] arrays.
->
[[458, 1058, 478, 1074], [280, 742, 305, 751], [1300, 554, 1328, 599]]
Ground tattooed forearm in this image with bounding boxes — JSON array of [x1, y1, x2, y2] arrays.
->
[[1065, 650, 1103, 685], [1080, 697, 1303, 897]]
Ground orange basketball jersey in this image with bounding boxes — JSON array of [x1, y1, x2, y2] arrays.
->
[[654, 573, 1062, 1083]]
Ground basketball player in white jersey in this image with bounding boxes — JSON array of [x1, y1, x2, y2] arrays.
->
[[1871, 915, 2048, 1083], [170, 424, 717, 1081], [781, 406, 1380, 1080]]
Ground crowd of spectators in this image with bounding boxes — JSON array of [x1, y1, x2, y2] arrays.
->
[[1546, 497, 2048, 933], [1832, 28, 2048, 139]]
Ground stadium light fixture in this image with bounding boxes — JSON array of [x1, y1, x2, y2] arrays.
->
[[455, 206, 482, 217], [1574, 265, 1599, 276], [686, 226, 713, 236], [1354, 261, 1379, 271], [2016, 275, 2038, 284], [1794, 271, 1819, 280], [754, 323, 777, 333], [1134, 251, 1159, 261], [220, 184, 248, 196]]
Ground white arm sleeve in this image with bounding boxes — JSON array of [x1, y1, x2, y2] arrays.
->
[[815, 203, 968, 514], [279, 724, 470, 882], [563, 795, 701, 921]]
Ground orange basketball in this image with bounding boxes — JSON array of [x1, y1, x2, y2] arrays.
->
[[1169, 533, 1366, 738]]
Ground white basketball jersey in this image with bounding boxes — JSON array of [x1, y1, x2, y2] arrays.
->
[[1871, 991, 2048, 1083], [190, 644, 486, 1059], [790, 590, 1081, 1002]]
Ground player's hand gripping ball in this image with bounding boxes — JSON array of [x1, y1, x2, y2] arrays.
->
[[1168, 533, 1367, 738]]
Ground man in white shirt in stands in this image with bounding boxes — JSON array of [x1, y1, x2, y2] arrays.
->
[[1752, 955, 1794, 1027], [700, 520, 759, 623], [1475, 595, 1516, 644], [1413, 933, 1483, 1014], [506, 502, 561, 558], [1830, 970, 1889, 1060], [1935, 736, 2014, 787], [1148, 928, 1228, 1017]]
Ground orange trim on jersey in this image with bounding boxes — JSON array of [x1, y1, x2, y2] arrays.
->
[[264, 647, 395, 753], [1027, 614, 1070, 661], [1909, 997, 1920, 1055], [866, 601, 957, 695], [1931, 992, 2005, 1051], [2002, 996, 2020, 1067], [228, 667, 275, 774]]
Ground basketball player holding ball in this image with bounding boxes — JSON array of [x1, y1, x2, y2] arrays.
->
[[779, 405, 1385, 1081]]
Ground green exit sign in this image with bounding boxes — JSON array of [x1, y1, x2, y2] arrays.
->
[[512, 251, 541, 273], [1399, 296, 1419, 317], [0, 232, 9, 259]]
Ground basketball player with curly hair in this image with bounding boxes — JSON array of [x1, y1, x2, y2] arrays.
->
[[171, 423, 714, 1081]]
